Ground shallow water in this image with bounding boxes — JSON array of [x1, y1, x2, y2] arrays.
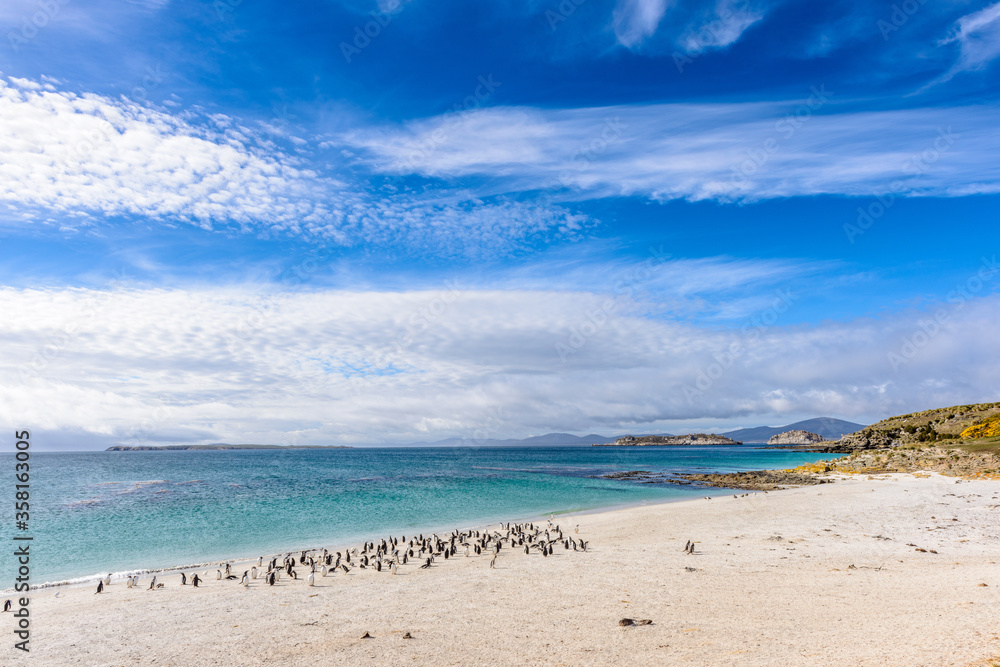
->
[[0, 445, 841, 584]]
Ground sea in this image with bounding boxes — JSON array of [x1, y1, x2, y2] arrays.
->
[[1, 445, 842, 586]]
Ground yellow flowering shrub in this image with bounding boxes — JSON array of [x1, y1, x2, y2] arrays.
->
[[960, 415, 1000, 439]]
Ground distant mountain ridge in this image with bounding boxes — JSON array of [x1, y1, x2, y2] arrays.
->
[[722, 418, 866, 443]]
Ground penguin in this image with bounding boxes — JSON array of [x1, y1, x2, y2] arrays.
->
[[257, 556, 263, 568], [240, 571, 249, 586], [126, 577, 134, 589], [180, 572, 187, 586], [148, 576, 157, 590], [251, 566, 258, 579], [193, 574, 201, 587], [321, 565, 328, 577], [104, 574, 111, 586], [268, 571, 276, 586], [216, 569, 222, 580], [307, 572, 315, 587], [3, 599, 11, 612], [96, 581, 103, 594]]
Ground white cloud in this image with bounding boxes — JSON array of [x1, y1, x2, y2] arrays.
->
[[0, 74, 589, 255], [1, 277, 997, 449], [679, 0, 765, 54], [342, 100, 1000, 202], [941, 1, 1000, 76], [613, 0, 672, 48], [0, 75, 344, 231]]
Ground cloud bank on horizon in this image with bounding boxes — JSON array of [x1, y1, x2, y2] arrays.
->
[[0, 0, 998, 447]]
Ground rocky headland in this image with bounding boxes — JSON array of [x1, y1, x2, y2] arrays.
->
[[686, 402, 1000, 490]]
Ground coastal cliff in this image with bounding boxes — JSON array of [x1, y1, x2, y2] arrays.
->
[[766, 430, 825, 445], [594, 433, 741, 446]]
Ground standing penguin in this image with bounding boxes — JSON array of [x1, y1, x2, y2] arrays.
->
[[95, 581, 103, 594], [307, 572, 315, 587], [3, 599, 11, 612], [193, 574, 201, 587], [180, 572, 187, 586], [148, 576, 157, 590]]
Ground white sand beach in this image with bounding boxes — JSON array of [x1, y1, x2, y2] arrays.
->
[[15, 472, 1000, 666]]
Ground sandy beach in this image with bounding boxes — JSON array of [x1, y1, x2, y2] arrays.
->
[[13, 472, 1000, 666]]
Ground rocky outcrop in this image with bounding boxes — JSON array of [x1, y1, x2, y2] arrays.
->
[[799, 446, 1000, 478], [766, 430, 825, 445], [678, 470, 833, 491], [595, 433, 741, 446]]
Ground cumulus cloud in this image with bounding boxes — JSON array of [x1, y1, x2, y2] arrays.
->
[[2, 270, 997, 449], [342, 100, 1000, 202]]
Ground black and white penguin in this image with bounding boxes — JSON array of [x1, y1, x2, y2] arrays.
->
[[193, 574, 201, 587], [96, 581, 103, 594]]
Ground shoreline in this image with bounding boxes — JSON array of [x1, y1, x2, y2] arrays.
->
[[13, 484, 741, 593], [19, 470, 1000, 666]]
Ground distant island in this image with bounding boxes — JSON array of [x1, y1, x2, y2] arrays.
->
[[593, 433, 741, 446], [766, 430, 825, 445], [106, 444, 353, 451]]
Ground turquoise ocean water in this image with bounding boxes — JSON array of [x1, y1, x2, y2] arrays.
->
[[1, 445, 841, 585]]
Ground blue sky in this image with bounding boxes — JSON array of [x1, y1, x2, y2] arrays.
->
[[1, 0, 998, 448]]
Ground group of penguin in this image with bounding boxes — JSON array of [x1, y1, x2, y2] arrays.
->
[[84, 520, 589, 595]]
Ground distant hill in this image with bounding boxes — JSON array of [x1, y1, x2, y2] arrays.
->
[[723, 418, 866, 443], [838, 401, 1000, 450]]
